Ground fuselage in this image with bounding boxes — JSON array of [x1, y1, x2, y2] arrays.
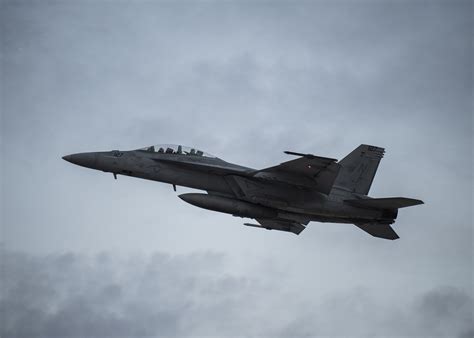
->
[[62, 148, 395, 225]]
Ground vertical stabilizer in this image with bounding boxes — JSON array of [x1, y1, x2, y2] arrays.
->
[[334, 144, 384, 195]]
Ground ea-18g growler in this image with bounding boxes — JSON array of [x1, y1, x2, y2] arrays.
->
[[63, 144, 423, 240]]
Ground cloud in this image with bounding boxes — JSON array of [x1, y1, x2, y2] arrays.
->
[[0, 2, 472, 337], [1, 0, 471, 256], [1, 250, 472, 338], [417, 287, 474, 337]]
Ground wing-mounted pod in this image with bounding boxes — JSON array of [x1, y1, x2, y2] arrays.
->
[[344, 197, 424, 209], [283, 151, 332, 159], [244, 218, 306, 235]]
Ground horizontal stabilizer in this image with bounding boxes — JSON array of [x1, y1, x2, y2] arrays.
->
[[345, 197, 424, 210], [354, 223, 399, 240]]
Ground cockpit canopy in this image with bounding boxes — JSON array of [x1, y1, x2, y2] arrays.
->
[[138, 144, 217, 158]]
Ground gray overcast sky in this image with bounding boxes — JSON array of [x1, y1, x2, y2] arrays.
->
[[1, 1, 472, 337]]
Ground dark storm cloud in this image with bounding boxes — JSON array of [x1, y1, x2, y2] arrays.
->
[[1, 250, 472, 338]]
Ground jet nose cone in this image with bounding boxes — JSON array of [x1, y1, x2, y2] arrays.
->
[[62, 154, 73, 162], [62, 152, 98, 169]]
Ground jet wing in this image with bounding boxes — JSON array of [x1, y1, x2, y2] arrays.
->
[[254, 152, 341, 195], [244, 218, 306, 235]]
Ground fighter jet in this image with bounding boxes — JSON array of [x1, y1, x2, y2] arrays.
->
[[63, 144, 423, 240]]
